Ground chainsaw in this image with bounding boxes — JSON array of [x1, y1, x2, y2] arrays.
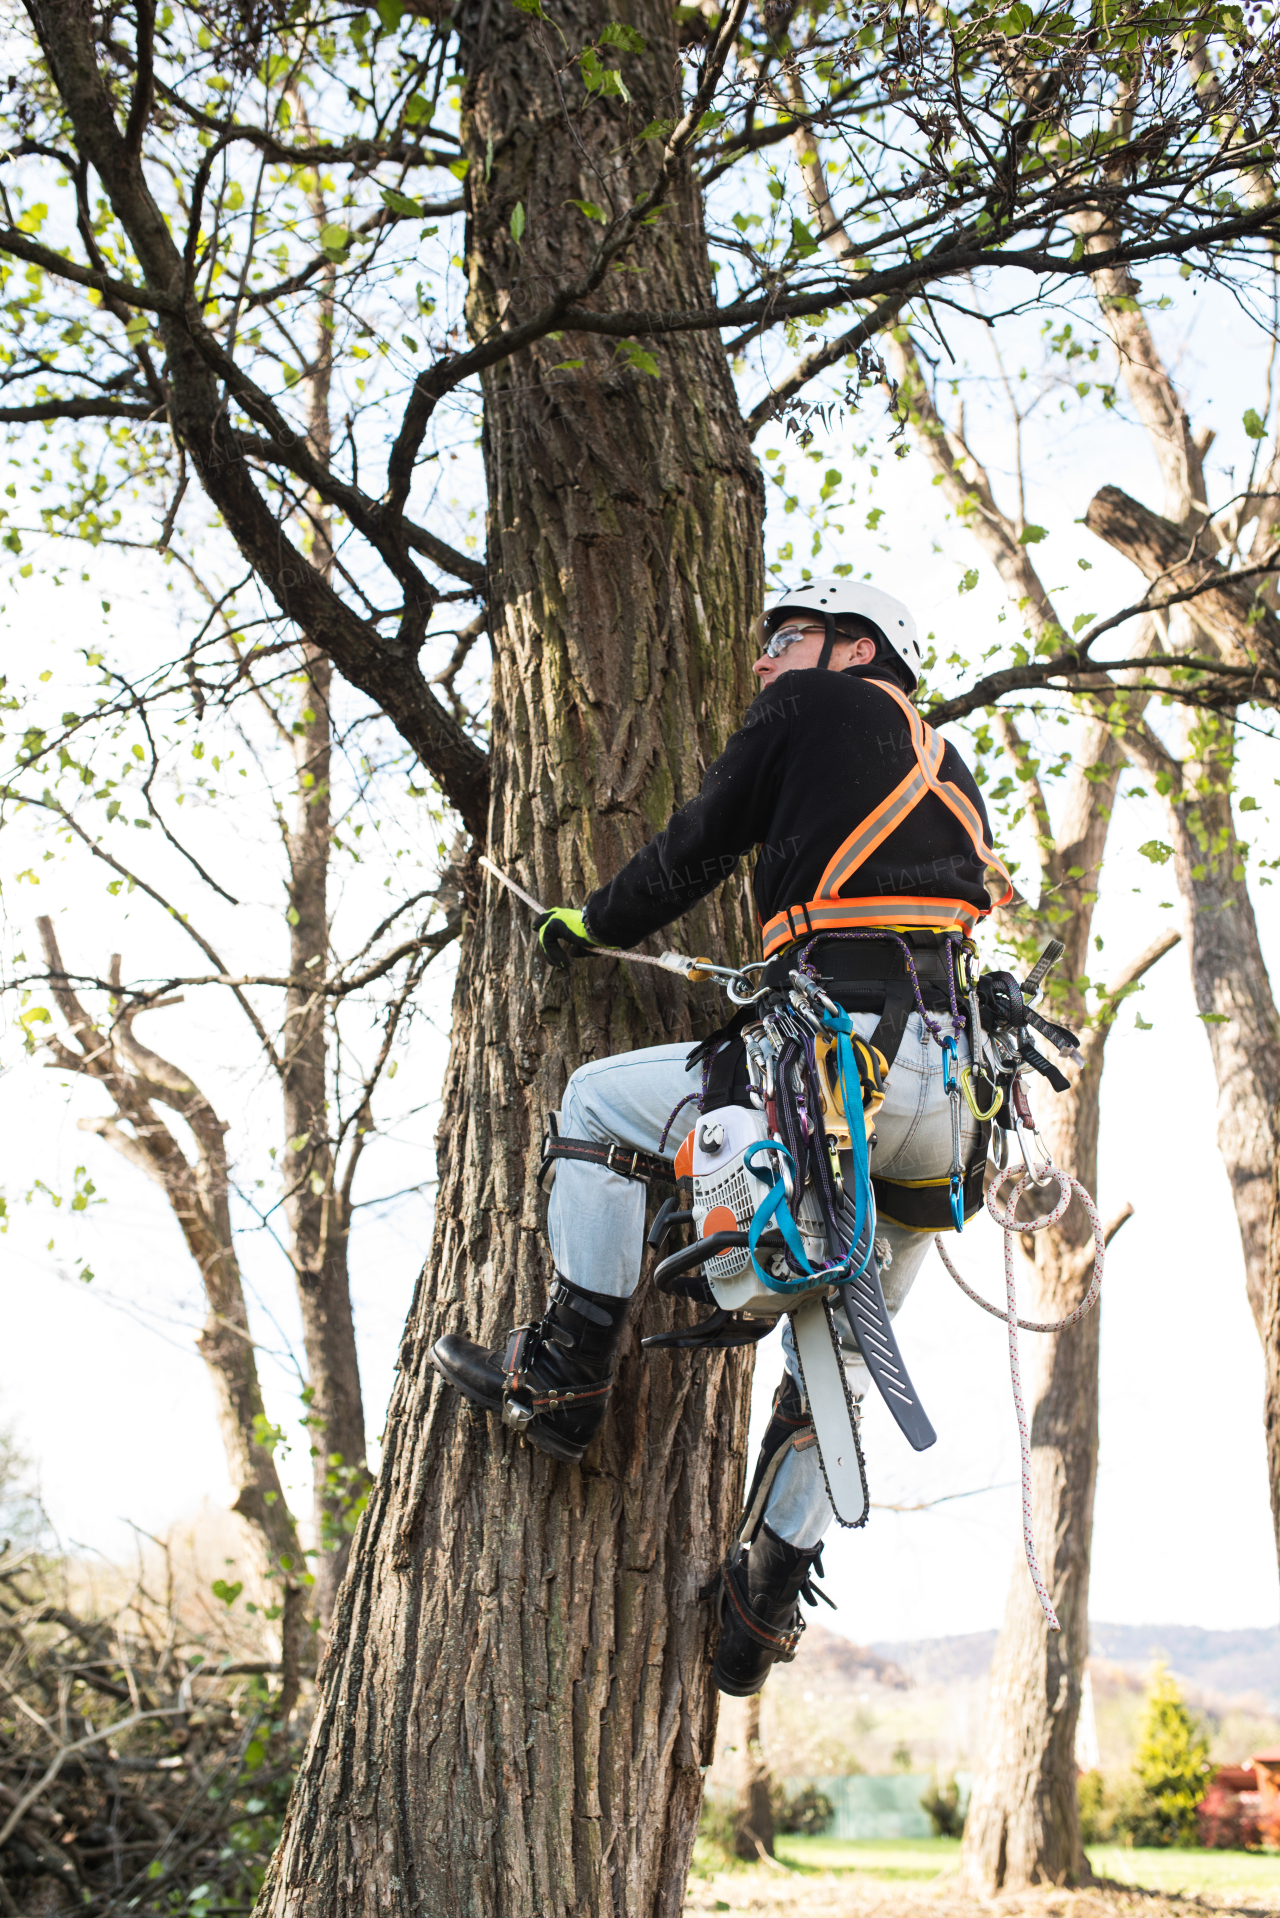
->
[[644, 964, 937, 1529]]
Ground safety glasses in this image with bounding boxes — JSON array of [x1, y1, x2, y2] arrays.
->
[[760, 621, 824, 659]]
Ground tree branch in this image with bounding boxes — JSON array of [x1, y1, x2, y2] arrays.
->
[[1085, 485, 1280, 669], [1101, 928, 1183, 1003], [0, 397, 160, 424]]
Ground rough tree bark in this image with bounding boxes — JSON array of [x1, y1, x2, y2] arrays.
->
[[33, 918, 308, 1710], [257, 3, 766, 1911]]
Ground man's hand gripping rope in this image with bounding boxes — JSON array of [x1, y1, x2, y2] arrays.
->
[[933, 1163, 1105, 1633]]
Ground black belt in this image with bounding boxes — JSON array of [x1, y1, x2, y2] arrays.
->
[[763, 930, 957, 992], [538, 1113, 675, 1191]]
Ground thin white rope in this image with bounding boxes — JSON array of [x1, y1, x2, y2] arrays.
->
[[478, 855, 701, 975], [933, 1166, 1105, 1633]]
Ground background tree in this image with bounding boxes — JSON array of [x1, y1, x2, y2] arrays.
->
[[3, 578, 457, 1653], [1130, 1666, 1212, 1847], [880, 207, 1280, 1876]]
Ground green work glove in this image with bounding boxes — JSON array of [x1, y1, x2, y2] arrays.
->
[[534, 906, 600, 971]]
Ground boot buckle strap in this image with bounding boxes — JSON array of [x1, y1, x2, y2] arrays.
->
[[502, 1324, 537, 1393]]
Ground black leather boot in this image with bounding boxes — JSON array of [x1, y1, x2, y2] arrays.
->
[[738, 1373, 814, 1540], [431, 1274, 629, 1463], [710, 1523, 827, 1697]]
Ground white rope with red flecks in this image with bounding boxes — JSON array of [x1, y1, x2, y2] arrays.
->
[[933, 1167, 1105, 1633]]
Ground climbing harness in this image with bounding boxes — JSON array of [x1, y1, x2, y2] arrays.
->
[[758, 681, 1014, 957], [482, 854, 1106, 1623]]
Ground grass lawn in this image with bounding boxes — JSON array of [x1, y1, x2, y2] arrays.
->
[[1087, 1845, 1280, 1899], [756, 1835, 1280, 1899], [772, 1836, 960, 1878]]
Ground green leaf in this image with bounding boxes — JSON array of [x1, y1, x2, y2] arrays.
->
[[618, 339, 660, 377], [958, 568, 979, 594], [404, 91, 431, 122], [381, 187, 425, 217], [512, 0, 545, 13], [789, 216, 819, 258], [551, 359, 586, 370], [510, 201, 526, 243], [375, 0, 403, 26], [639, 118, 673, 140], [569, 199, 608, 223], [1199, 1011, 1230, 1024], [211, 1578, 243, 1606], [1239, 795, 1260, 811], [1137, 839, 1174, 865], [1134, 1012, 1153, 1030], [320, 223, 350, 258], [1018, 523, 1048, 545], [1243, 407, 1267, 441], [448, 157, 470, 180], [600, 20, 646, 48]]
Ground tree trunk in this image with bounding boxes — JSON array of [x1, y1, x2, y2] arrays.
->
[[886, 322, 1131, 1889], [960, 723, 1129, 1892], [960, 1028, 1105, 1890], [282, 641, 369, 1626], [733, 1692, 775, 1860], [257, 5, 766, 1912], [34, 919, 308, 1711], [1163, 703, 1280, 1336]]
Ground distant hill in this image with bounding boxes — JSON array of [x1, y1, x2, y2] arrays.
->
[[1089, 1624, 1280, 1708], [868, 1623, 1280, 1709], [792, 1621, 913, 1691]]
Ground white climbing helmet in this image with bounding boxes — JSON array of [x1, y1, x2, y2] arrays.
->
[[760, 575, 922, 691]]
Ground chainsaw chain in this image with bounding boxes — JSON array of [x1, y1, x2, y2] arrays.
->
[[789, 1292, 870, 1531]]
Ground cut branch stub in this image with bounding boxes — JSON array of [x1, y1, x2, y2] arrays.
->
[[1085, 484, 1280, 672]]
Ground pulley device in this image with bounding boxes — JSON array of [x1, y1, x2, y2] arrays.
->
[[481, 857, 1105, 1629]]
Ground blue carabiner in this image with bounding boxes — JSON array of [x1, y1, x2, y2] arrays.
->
[[949, 1172, 965, 1232], [941, 1034, 959, 1095], [743, 1139, 816, 1292]]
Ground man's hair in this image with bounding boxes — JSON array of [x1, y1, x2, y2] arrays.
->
[[832, 615, 882, 647], [833, 615, 914, 693]]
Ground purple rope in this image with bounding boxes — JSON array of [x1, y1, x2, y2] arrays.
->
[[659, 1092, 699, 1153], [791, 930, 965, 1049]]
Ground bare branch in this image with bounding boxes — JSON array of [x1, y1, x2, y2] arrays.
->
[[1101, 928, 1183, 1003]]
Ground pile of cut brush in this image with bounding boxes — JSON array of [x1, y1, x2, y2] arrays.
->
[[0, 1542, 306, 1915]]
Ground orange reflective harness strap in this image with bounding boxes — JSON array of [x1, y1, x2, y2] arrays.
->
[[759, 683, 1013, 960]]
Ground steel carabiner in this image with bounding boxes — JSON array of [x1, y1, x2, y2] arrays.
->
[[960, 1063, 1003, 1122]]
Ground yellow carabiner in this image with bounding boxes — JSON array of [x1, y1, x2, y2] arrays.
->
[[960, 1063, 1002, 1122]]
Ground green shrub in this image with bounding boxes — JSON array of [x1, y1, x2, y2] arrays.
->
[[1078, 1769, 1144, 1843], [1128, 1666, 1212, 1847], [922, 1775, 965, 1837], [779, 1784, 834, 1835]]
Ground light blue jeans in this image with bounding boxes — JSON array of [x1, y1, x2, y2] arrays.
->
[[547, 1014, 978, 1547]]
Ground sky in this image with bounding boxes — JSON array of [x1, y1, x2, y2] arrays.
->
[[2, 252, 1278, 1647]]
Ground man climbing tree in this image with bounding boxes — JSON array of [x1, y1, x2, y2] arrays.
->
[[2, 0, 1278, 1906], [432, 575, 1014, 1697]]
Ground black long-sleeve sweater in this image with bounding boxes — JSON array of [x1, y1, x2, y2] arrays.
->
[[583, 668, 1002, 951]]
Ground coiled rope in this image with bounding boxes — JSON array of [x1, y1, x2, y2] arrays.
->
[[932, 1167, 1105, 1632]]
